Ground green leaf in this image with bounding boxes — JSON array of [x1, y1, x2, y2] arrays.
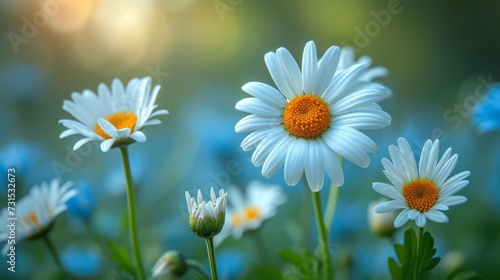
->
[[278, 249, 304, 267], [107, 241, 135, 277], [388, 227, 441, 280]]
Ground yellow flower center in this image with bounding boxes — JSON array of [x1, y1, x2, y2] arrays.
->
[[402, 179, 439, 212], [283, 95, 331, 139], [243, 206, 260, 221], [231, 214, 242, 226], [23, 212, 40, 227], [94, 112, 137, 139]]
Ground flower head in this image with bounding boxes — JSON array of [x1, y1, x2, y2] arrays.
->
[[151, 250, 188, 280], [0, 179, 77, 254], [185, 187, 227, 238], [373, 137, 469, 228], [474, 84, 500, 133], [59, 76, 168, 152], [235, 41, 391, 191], [338, 46, 389, 82], [368, 199, 396, 237], [215, 181, 286, 245]]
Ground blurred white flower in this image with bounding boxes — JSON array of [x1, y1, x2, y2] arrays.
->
[[215, 181, 286, 246], [0, 179, 77, 254], [338, 46, 389, 82], [368, 199, 396, 237], [59, 76, 168, 152]]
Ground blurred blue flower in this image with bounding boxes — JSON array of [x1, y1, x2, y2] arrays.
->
[[217, 250, 245, 280], [0, 62, 46, 101], [475, 84, 500, 133], [0, 139, 48, 189], [66, 181, 96, 222], [61, 244, 102, 277]]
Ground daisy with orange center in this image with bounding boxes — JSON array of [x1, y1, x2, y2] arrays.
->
[[59, 76, 168, 152], [373, 137, 470, 228], [0, 179, 77, 254], [235, 41, 391, 191], [215, 181, 286, 246]]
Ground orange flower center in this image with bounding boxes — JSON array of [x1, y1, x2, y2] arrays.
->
[[243, 206, 260, 221], [23, 212, 40, 227], [94, 112, 137, 139], [283, 95, 331, 138], [402, 179, 439, 212]]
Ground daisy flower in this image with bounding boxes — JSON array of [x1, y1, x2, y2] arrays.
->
[[474, 84, 500, 133], [215, 181, 286, 245], [0, 179, 77, 254], [338, 46, 389, 82], [235, 41, 391, 191], [373, 137, 469, 228], [59, 76, 168, 152], [185, 187, 227, 238]]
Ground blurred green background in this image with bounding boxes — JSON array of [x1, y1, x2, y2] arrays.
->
[[1, 0, 500, 279]]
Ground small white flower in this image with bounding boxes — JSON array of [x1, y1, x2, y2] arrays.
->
[[0, 179, 77, 254], [185, 187, 227, 238], [59, 76, 168, 152], [373, 137, 469, 228], [215, 181, 286, 245], [235, 41, 391, 191], [338, 46, 389, 82]]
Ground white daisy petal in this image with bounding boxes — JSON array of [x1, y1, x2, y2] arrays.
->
[[277, 47, 303, 97], [394, 209, 410, 228], [302, 41, 318, 94], [73, 138, 94, 151], [100, 139, 116, 152], [415, 214, 427, 227], [265, 52, 296, 100], [262, 136, 292, 178], [305, 141, 324, 192], [130, 131, 147, 142], [424, 210, 449, 223], [438, 195, 467, 206], [241, 82, 287, 108], [316, 46, 340, 96], [235, 97, 283, 116], [284, 139, 307, 186]]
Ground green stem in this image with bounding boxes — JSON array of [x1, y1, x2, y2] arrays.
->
[[186, 259, 210, 280], [250, 230, 270, 264], [323, 184, 339, 233], [301, 184, 311, 251], [42, 234, 63, 269], [119, 146, 146, 280], [312, 191, 332, 280], [205, 237, 219, 280], [415, 227, 424, 280]]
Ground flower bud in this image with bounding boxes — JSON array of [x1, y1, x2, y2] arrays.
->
[[151, 250, 188, 279], [185, 188, 227, 238]]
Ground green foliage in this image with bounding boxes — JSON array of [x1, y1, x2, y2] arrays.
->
[[388, 228, 440, 280], [446, 266, 483, 280], [278, 249, 319, 280], [107, 241, 136, 278]]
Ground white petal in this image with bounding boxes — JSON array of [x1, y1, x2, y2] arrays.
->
[[408, 209, 420, 220], [394, 209, 410, 228], [265, 52, 296, 100], [130, 131, 147, 142], [252, 130, 287, 167], [277, 47, 303, 97], [438, 195, 467, 206], [305, 141, 324, 191], [262, 136, 292, 177], [372, 183, 405, 200], [319, 140, 344, 186], [100, 139, 116, 152], [323, 127, 375, 167], [73, 138, 94, 151], [415, 213, 427, 227], [284, 139, 307, 186], [302, 41, 318, 94], [235, 115, 281, 133], [142, 119, 162, 126], [316, 46, 340, 96], [97, 118, 119, 139], [235, 97, 282, 116], [376, 200, 407, 212], [322, 64, 367, 103], [241, 82, 287, 108], [424, 210, 448, 223]]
